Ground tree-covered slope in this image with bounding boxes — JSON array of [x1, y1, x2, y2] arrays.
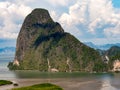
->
[[8, 8, 105, 72]]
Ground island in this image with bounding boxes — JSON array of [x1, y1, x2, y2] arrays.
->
[[8, 8, 106, 72], [8, 8, 120, 73]]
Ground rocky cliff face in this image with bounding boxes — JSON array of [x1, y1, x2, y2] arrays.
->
[[15, 9, 63, 62], [105, 46, 120, 71], [113, 60, 120, 71], [97, 46, 120, 71], [8, 8, 105, 72]]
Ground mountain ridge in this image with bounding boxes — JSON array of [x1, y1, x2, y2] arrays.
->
[[8, 8, 106, 72], [84, 42, 120, 50], [0, 47, 15, 54]]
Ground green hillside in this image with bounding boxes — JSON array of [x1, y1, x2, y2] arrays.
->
[[8, 8, 106, 72]]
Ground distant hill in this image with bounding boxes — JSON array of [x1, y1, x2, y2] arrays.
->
[[0, 47, 15, 60], [8, 8, 106, 72], [0, 47, 15, 54], [105, 46, 120, 59], [84, 42, 120, 50], [84, 42, 97, 49], [96, 46, 120, 71]]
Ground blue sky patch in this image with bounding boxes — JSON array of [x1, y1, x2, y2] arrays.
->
[[112, 0, 120, 8]]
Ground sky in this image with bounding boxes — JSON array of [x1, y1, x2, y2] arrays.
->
[[0, 0, 120, 47]]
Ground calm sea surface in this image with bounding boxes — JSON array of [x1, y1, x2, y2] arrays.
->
[[0, 55, 120, 90]]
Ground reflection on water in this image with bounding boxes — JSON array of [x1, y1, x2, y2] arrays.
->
[[100, 74, 120, 90], [9, 71, 120, 90], [1, 70, 120, 90], [0, 70, 16, 80], [1, 59, 120, 90], [14, 71, 97, 79], [0, 60, 16, 80], [101, 75, 116, 90], [111, 74, 120, 90]]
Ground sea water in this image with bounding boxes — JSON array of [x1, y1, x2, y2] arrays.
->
[[0, 54, 16, 80], [0, 54, 120, 90]]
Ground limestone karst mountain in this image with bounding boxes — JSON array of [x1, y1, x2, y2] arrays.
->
[[8, 8, 105, 72]]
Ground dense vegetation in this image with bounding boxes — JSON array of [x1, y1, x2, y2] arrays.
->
[[106, 46, 120, 70], [0, 80, 12, 86], [97, 46, 120, 71], [106, 46, 120, 57], [8, 8, 107, 72], [12, 83, 63, 90]]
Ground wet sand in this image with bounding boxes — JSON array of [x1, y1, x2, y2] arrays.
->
[[0, 78, 102, 90]]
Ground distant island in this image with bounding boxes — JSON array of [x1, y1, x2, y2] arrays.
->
[[8, 8, 120, 73], [84, 42, 120, 50]]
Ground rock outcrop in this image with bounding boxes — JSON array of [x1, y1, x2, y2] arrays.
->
[[8, 8, 105, 72], [113, 60, 120, 71], [98, 46, 120, 71]]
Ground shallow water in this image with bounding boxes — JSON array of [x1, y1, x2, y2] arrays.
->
[[0, 57, 120, 90]]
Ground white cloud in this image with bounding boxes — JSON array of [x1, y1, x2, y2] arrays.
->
[[0, 0, 120, 45], [59, 1, 87, 37], [104, 23, 120, 37], [7, 0, 34, 5], [0, 1, 32, 39], [89, 0, 113, 21], [50, 11, 59, 21], [45, 0, 70, 6], [0, 30, 18, 39], [60, 13, 72, 26], [59, 1, 87, 25], [59, 0, 120, 41], [59, 13, 82, 37], [89, 18, 102, 33], [50, 9, 82, 37]]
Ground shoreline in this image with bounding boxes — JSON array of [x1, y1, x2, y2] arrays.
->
[[0, 78, 102, 90]]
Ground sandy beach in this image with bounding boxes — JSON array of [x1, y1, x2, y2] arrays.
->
[[0, 78, 102, 90]]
